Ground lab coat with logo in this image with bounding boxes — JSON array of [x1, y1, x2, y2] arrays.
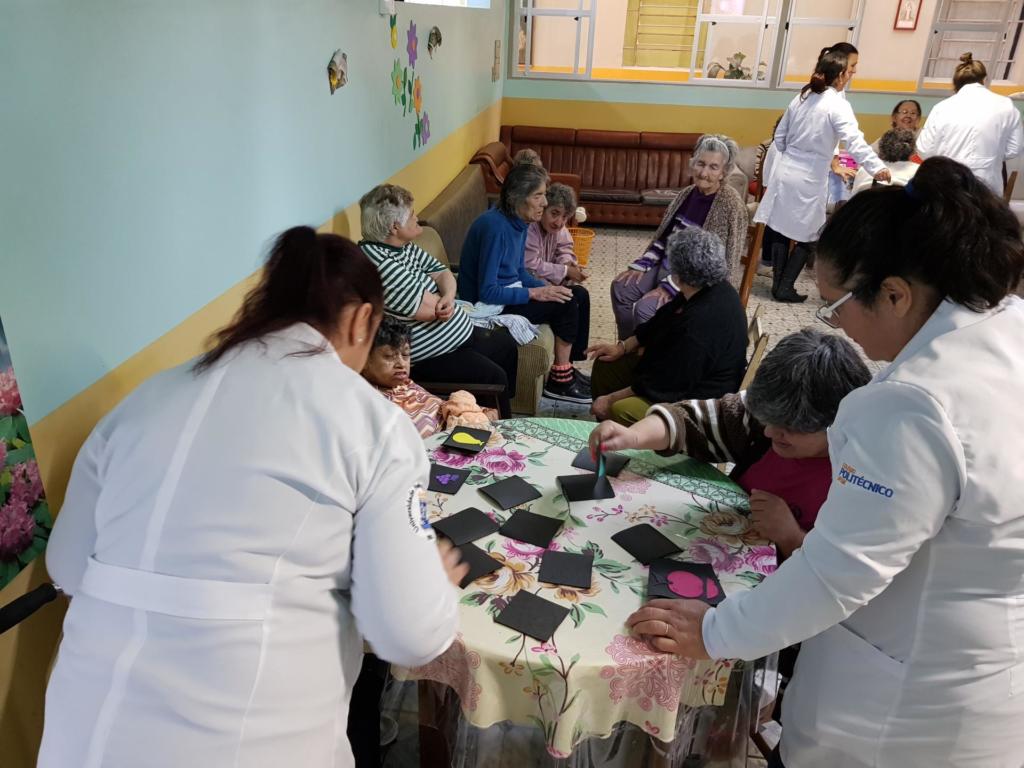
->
[[703, 297, 1024, 767], [754, 87, 884, 243], [916, 83, 1023, 195], [38, 323, 459, 768]]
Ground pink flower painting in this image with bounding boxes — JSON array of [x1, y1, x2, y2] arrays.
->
[[687, 537, 744, 573], [600, 634, 696, 711], [744, 545, 777, 575], [478, 447, 527, 475]]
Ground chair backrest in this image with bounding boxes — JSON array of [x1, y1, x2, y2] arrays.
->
[[738, 222, 765, 308], [411, 225, 448, 268], [740, 333, 770, 391], [1005, 170, 1018, 204], [418, 165, 488, 271], [746, 305, 764, 349]]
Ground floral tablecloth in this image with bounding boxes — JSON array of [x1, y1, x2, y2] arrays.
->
[[395, 418, 776, 759]]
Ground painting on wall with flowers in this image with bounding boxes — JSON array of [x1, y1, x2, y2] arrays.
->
[[0, 316, 50, 591]]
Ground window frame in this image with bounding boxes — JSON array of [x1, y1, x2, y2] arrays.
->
[[515, 0, 597, 81]]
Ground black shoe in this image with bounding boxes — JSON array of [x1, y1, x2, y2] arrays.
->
[[772, 288, 808, 303], [543, 375, 592, 404], [574, 369, 591, 386]]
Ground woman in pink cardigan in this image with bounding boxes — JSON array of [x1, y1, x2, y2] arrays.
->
[[524, 182, 590, 362]]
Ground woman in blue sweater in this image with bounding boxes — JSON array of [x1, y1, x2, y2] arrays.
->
[[458, 164, 591, 404]]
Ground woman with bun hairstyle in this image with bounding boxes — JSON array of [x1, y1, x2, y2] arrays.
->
[[38, 227, 466, 767], [754, 49, 889, 303], [626, 157, 1024, 767], [916, 52, 1023, 194]]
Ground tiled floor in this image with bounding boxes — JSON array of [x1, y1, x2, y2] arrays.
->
[[535, 223, 867, 421]]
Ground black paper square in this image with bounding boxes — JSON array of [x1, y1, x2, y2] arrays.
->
[[441, 426, 492, 454], [571, 447, 630, 477], [499, 510, 563, 548], [432, 507, 499, 546], [479, 476, 542, 510], [558, 473, 615, 503], [611, 524, 682, 565], [428, 464, 471, 495], [647, 558, 724, 605], [538, 550, 594, 589], [494, 590, 570, 641], [457, 543, 503, 589]]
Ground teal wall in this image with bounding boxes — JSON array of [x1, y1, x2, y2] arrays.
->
[[0, 0, 504, 421], [503, 77, 946, 115]]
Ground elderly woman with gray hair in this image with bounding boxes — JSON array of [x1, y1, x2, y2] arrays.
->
[[610, 133, 748, 339], [590, 328, 870, 555], [458, 164, 592, 404], [586, 227, 747, 425]]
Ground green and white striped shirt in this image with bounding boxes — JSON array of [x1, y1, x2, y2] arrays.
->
[[360, 240, 473, 362]]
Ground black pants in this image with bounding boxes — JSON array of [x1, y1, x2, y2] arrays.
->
[[501, 284, 589, 359], [760, 225, 791, 267], [411, 326, 518, 417], [347, 654, 390, 768], [767, 746, 786, 767]]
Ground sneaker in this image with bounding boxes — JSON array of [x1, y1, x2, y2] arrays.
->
[[543, 374, 592, 404], [574, 368, 591, 385]]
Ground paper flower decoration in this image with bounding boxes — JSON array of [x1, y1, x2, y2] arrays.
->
[[413, 76, 423, 115], [421, 112, 431, 144], [389, 14, 398, 49], [390, 59, 403, 104], [406, 20, 418, 69]]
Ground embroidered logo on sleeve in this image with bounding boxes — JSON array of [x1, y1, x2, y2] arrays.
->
[[405, 483, 435, 541], [836, 464, 894, 498]]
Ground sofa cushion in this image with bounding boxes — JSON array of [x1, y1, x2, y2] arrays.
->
[[582, 187, 643, 204], [418, 165, 487, 271], [640, 132, 700, 150], [640, 188, 682, 206], [411, 225, 448, 268], [576, 130, 640, 148]]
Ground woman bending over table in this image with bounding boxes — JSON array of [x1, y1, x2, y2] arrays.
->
[[587, 227, 747, 425], [590, 328, 870, 557], [627, 157, 1024, 768]]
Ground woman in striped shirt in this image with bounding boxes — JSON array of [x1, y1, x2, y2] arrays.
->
[[359, 185, 518, 416]]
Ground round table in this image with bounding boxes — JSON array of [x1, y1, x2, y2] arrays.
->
[[391, 418, 778, 765]]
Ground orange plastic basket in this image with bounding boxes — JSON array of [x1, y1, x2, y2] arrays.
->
[[567, 227, 595, 267]]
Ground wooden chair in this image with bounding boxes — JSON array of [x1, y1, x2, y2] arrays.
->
[[737, 143, 770, 308], [746, 305, 764, 350], [1005, 170, 1018, 204], [739, 333, 770, 392]]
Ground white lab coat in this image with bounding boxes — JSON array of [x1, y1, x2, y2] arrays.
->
[[916, 83, 1023, 194], [851, 160, 919, 196], [38, 323, 458, 768], [754, 87, 884, 243], [703, 297, 1024, 767]]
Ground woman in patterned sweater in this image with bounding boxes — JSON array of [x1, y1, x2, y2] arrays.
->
[[589, 329, 870, 556]]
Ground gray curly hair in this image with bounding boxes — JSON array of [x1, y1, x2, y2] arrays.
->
[[666, 227, 728, 287], [545, 182, 577, 213], [691, 133, 740, 177], [878, 129, 916, 163], [745, 329, 871, 433], [359, 184, 413, 242]]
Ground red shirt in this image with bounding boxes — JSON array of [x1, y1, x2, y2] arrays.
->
[[737, 449, 832, 531]]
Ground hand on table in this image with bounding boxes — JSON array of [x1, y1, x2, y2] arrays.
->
[[438, 538, 470, 588], [434, 296, 455, 321], [588, 420, 640, 456], [627, 599, 711, 659], [585, 341, 624, 363], [749, 489, 805, 554], [529, 285, 573, 303]]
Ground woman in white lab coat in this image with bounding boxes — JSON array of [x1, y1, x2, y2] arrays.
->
[[754, 49, 889, 303], [627, 157, 1024, 767], [38, 227, 466, 768], [916, 52, 1023, 195]]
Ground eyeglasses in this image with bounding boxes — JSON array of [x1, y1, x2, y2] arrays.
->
[[895, 110, 919, 117], [815, 291, 853, 328]]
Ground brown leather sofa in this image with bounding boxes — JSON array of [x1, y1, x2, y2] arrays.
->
[[471, 125, 747, 226]]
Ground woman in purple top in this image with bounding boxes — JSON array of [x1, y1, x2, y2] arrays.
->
[[610, 134, 749, 340]]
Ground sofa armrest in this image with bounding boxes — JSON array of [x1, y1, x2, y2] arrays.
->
[[470, 142, 511, 195]]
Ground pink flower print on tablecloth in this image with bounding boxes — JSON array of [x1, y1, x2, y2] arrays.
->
[[643, 720, 661, 736], [600, 634, 696, 711], [698, 510, 752, 546], [688, 537, 744, 573], [478, 447, 527, 475], [430, 447, 477, 468], [503, 539, 559, 561], [744, 545, 777, 575], [410, 632, 483, 712], [608, 474, 650, 501]]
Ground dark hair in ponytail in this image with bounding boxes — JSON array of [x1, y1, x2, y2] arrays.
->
[[817, 157, 1024, 311], [195, 227, 384, 371], [819, 42, 858, 60], [802, 50, 849, 98]]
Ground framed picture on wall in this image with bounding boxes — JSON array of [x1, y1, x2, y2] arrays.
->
[[894, 0, 922, 30]]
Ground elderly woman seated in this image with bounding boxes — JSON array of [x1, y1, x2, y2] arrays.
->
[[610, 133, 748, 340], [870, 99, 922, 154], [852, 128, 920, 195], [586, 227, 747, 425], [458, 164, 592, 404], [359, 184, 519, 416], [589, 328, 871, 556]]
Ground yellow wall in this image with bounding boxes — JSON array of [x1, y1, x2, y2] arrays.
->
[[500, 95, 894, 148], [0, 98, 501, 768]]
